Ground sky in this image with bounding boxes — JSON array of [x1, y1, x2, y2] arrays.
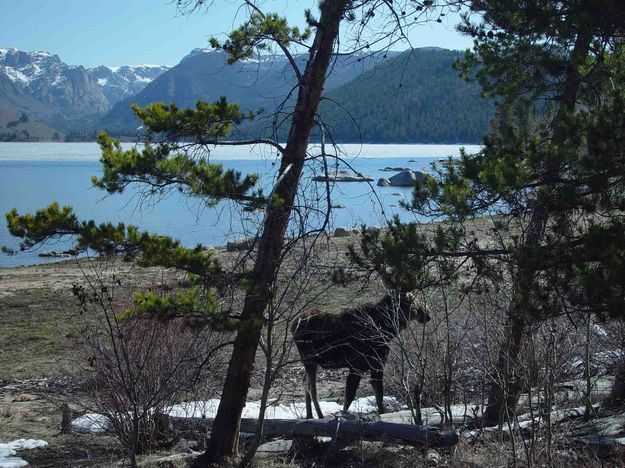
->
[[0, 0, 474, 68]]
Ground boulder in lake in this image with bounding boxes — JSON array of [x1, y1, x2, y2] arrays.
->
[[377, 178, 391, 187], [38, 250, 75, 258], [380, 166, 411, 172], [387, 170, 425, 187]]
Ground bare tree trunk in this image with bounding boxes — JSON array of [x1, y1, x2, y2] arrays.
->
[[483, 316, 526, 426], [195, 2, 349, 464], [606, 355, 625, 406], [483, 29, 591, 426]]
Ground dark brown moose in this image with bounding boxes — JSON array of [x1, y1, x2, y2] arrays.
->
[[291, 292, 430, 419]]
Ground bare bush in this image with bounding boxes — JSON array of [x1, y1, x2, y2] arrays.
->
[[65, 259, 232, 467]]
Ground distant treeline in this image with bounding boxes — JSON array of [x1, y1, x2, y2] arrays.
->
[[0, 129, 43, 142]]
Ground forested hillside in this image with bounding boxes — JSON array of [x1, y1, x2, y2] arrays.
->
[[244, 48, 494, 143], [319, 48, 493, 143]]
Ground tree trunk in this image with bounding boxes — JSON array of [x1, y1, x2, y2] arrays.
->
[[484, 28, 591, 425], [195, 2, 348, 465], [483, 316, 526, 426], [606, 354, 625, 407]]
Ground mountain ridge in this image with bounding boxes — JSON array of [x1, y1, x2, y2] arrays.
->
[[1, 47, 493, 143], [0, 48, 168, 139], [98, 48, 391, 131]]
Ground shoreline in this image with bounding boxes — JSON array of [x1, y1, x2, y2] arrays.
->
[[0, 142, 481, 162]]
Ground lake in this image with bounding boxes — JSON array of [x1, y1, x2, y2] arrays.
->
[[0, 142, 480, 267]]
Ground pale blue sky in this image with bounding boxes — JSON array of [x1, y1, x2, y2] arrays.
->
[[0, 0, 473, 68]]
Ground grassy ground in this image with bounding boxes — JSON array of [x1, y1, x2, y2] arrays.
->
[[0, 288, 82, 380]]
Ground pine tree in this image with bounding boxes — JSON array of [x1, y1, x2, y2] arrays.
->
[[6, 0, 452, 463], [353, 0, 625, 424]]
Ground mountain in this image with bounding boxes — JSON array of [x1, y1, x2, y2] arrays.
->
[[86, 64, 169, 106], [244, 49, 494, 144], [100, 48, 493, 143], [0, 48, 168, 137], [99, 49, 393, 131], [319, 49, 494, 143], [0, 47, 493, 143], [0, 48, 108, 121]]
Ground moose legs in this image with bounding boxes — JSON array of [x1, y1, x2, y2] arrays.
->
[[304, 363, 324, 419], [343, 369, 385, 414], [370, 369, 385, 414], [343, 372, 362, 412], [305, 365, 386, 417]]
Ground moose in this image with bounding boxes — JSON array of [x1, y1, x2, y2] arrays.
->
[[291, 291, 430, 419]]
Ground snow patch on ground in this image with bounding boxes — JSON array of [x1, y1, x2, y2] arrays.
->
[[0, 439, 47, 468], [168, 396, 396, 420], [71, 396, 403, 434], [71, 413, 112, 434]]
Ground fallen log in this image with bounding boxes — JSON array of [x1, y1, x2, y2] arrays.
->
[[567, 410, 625, 438], [517, 377, 614, 409], [168, 416, 459, 448], [564, 436, 625, 459]]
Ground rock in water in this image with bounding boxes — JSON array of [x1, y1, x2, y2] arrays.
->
[[387, 170, 425, 187], [380, 166, 411, 172], [377, 178, 391, 187], [313, 170, 373, 182]]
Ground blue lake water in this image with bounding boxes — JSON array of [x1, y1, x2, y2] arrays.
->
[[0, 142, 479, 267]]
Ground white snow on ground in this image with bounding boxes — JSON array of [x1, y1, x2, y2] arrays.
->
[[0, 439, 47, 468], [71, 396, 403, 434], [167, 396, 398, 420], [71, 413, 112, 434]]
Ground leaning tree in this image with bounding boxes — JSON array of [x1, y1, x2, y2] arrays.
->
[[352, 0, 625, 425], [5, 0, 458, 463]]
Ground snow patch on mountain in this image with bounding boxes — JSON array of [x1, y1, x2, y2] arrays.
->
[[0, 66, 29, 84], [0, 48, 169, 114], [0, 48, 65, 87], [86, 63, 169, 105]]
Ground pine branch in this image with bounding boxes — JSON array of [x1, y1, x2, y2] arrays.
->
[[4, 202, 223, 280]]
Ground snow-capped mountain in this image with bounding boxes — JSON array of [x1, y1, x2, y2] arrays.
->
[[100, 48, 391, 131], [87, 64, 169, 106], [0, 48, 109, 117], [0, 48, 168, 129]]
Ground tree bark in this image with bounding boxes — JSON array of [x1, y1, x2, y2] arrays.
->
[[483, 28, 592, 426], [195, 1, 349, 465], [606, 355, 625, 407], [483, 316, 526, 426]]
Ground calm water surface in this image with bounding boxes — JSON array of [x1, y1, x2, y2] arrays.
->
[[0, 142, 479, 267]]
